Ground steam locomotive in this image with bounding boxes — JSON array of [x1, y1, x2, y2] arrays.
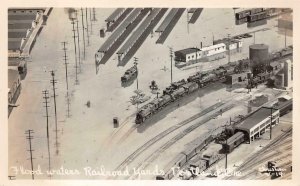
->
[[135, 61, 247, 124]]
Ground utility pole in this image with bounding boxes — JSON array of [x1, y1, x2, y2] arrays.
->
[[92, 8, 97, 21], [169, 47, 173, 84], [187, 10, 189, 34], [228, 34, 231, 63], [134, 57, 139, 111], [25, 129, 34, 180], [81, 8, 86, 60], [89, 8, 93, 34], [62, 42, 69, 92], [86, 8, 90, 46], [50, 71, 59, 155], [134, 57, 139, 90], [62, 42, 71, 118], [42, 90, 51, 173], [71, 20, 79, 84], [75, 10, 81, 69]]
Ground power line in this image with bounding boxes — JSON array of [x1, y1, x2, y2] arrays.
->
[[25, 129, 35, 180], [169, 47, 173, 84], [89, 8, 93, 34], [92, 8, 97, 22], [75, 10, 82, 70], [71, 20, 79, 84], [61, 42, 69, 92], [81, 8, 86, 60], [85, 8, 90, 46], [50, 70, 59, 156], [42, 90, 51, 174]]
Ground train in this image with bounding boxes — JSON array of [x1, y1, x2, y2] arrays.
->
[[135, 60, 251, 124], [156, 135, 214, 180], [135, 44, 293, 124], [121, 65, 138, 83], [235, 8, 264, 20], [236, 8, 292, 23], [157, 96, 293, 180]]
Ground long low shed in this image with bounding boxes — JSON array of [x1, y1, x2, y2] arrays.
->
[[117, 8, 162, 55], [97, 8, 143, 53], [155, 8, 179, 32]]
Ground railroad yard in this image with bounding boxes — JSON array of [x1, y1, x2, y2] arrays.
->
[[7, 8, 293, 180]]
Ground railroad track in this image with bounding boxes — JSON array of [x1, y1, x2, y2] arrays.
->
[[115, 83, 284, 178], [113, 101, 228, 172], [225, 127, 292, 179], [128, 104, 235, 179], [102, 113, 136, 147]]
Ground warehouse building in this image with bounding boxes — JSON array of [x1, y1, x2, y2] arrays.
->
[[234, 107, 280, 143], [213, 38, 243, 51], [174, 43, 226, 63], [8, 69, 22, 117]]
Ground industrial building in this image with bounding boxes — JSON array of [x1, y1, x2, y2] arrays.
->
[[174, 43, 226, 62], [213, 38, 243, 50], [8, 8, 45, 58], [234, 107, 280, 143], [225, 72, 250, 85], [8, 69, 22, 117]]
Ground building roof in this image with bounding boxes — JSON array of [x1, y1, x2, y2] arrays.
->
[[8, 40, 22, 50], [201, 43, 226, 51], [236, 107, 278, 131], [175, 47, 200, 55], [8, 69, 19, 91]]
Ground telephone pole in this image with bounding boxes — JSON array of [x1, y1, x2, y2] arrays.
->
[[71, 20, 79, 84], [81, 8, 86, 60], [62, 42, 69, 92], [169, 47, 173, 84], [75, 10, 81, 69], [62, 42, 71, 118], [42, 90, 51, 173], [92, 8, 97, 21], [134, 57, 139, 90], [89, 8, 93, 34], [25, 129, 34, 180], [86, 8, 90, 46], [50, 71, 59, 155]]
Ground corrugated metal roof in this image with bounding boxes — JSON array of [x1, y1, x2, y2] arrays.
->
[[236, 107, 277, 131], [175, 47, 200, 55]]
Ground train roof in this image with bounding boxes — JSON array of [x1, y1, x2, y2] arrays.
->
[[226, 132, 244, 145]]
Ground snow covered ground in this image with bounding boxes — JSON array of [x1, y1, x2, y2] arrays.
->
[[8, 8, 292, 180]]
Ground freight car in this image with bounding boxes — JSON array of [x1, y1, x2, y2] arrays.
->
[[247, 11, 267, 22], [221, 131, 245, 153], [273, 98, 293, 116], [136, 61, 249, 124], [235, 8, 264, 20]]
